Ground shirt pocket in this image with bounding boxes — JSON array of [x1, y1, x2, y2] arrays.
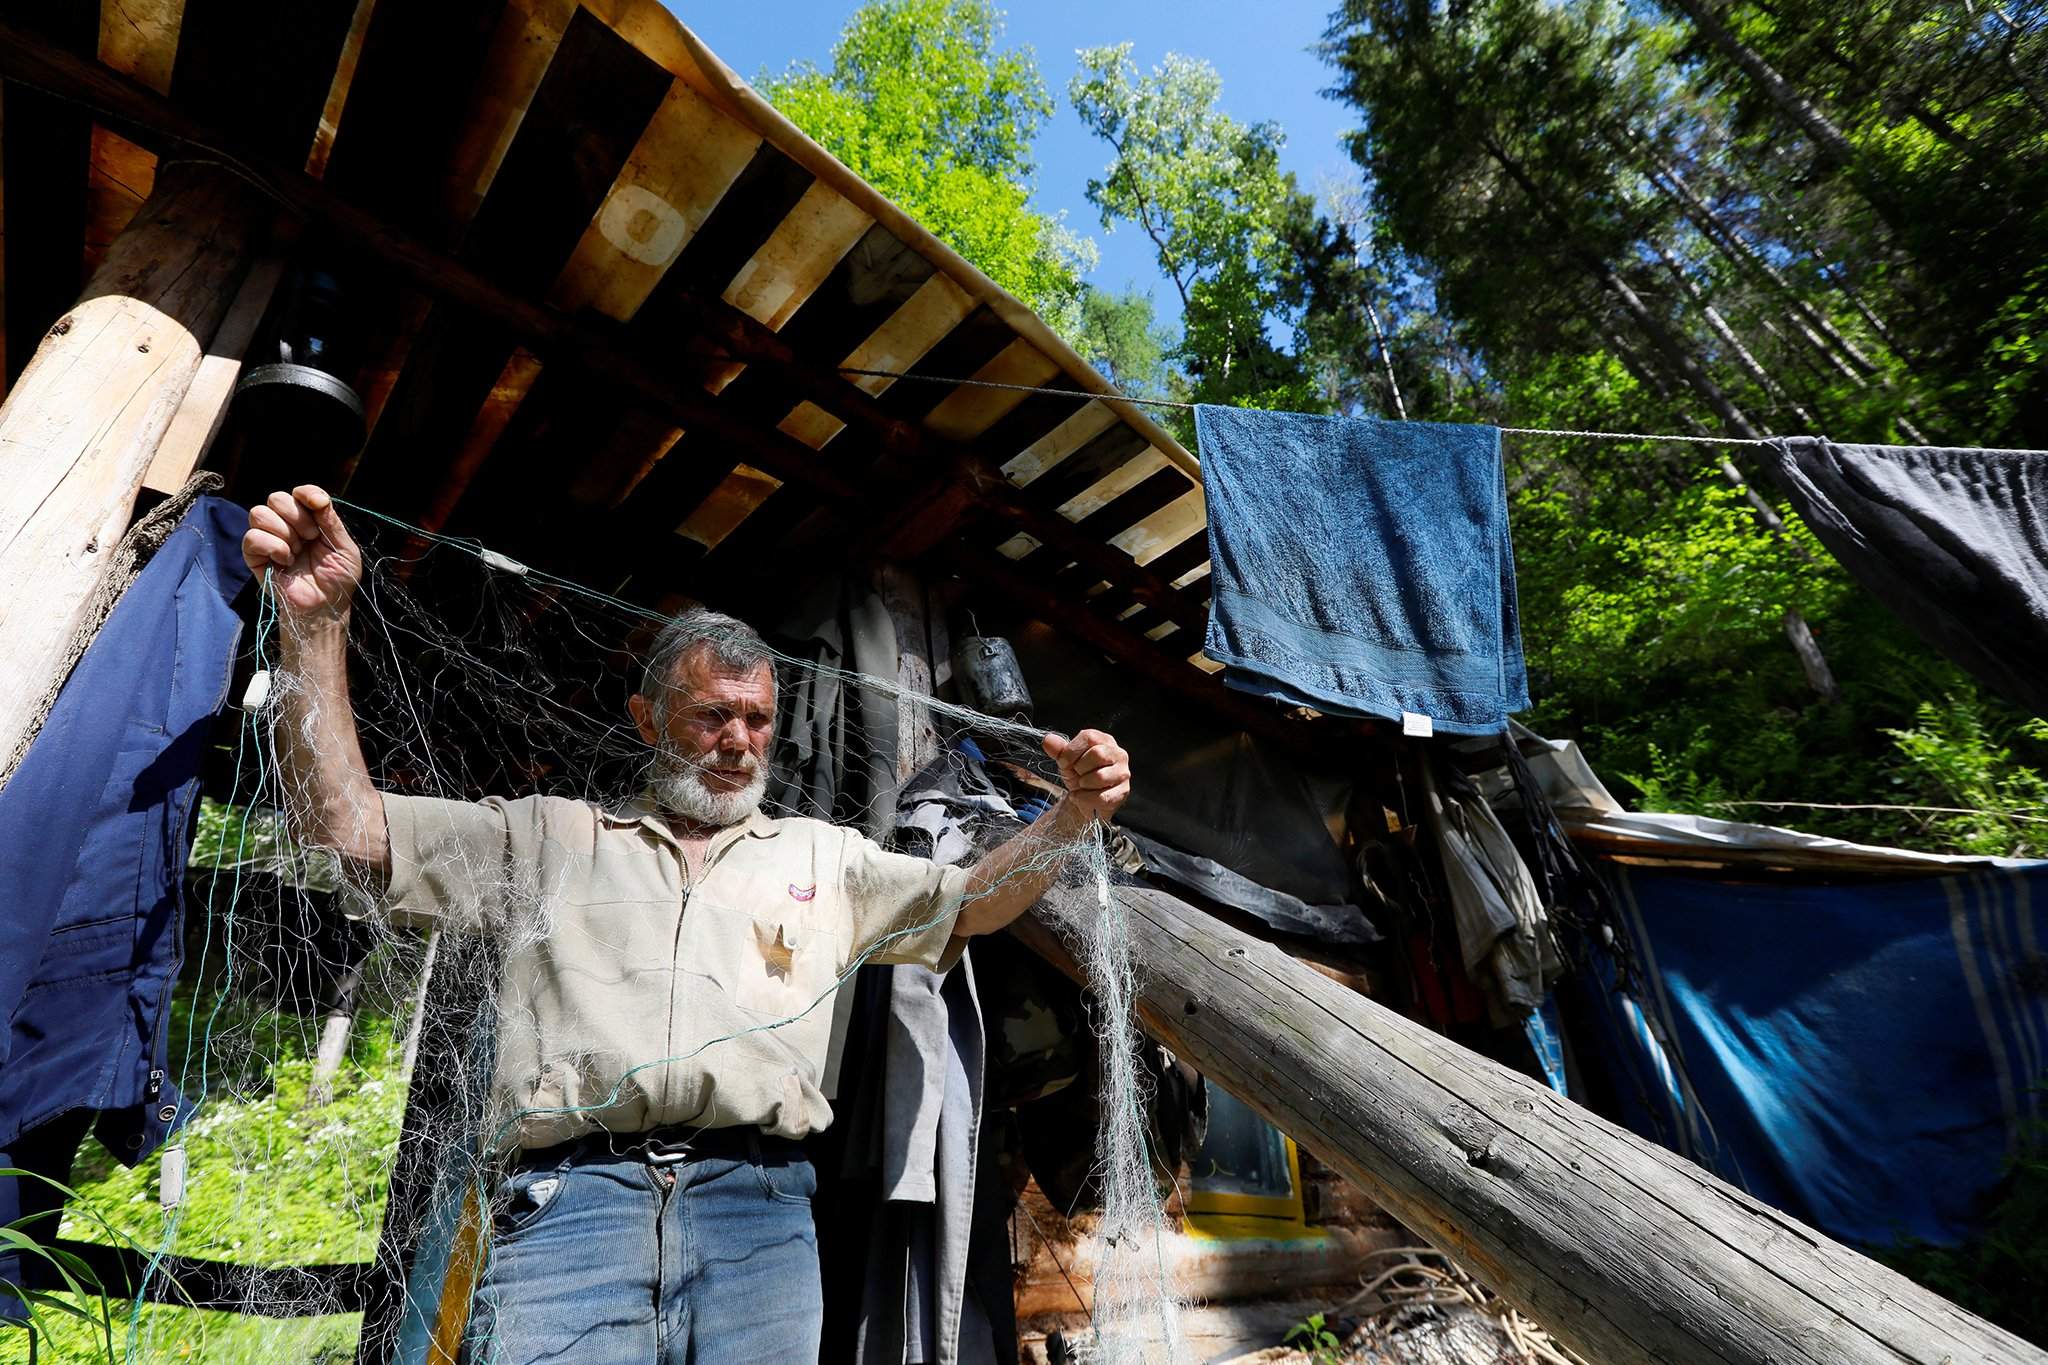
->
[[728, 911, 848, 1023]]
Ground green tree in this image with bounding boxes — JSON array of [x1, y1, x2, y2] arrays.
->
[[1069, 45, 1321, 411], [760, 0, 1095, 334], [1072, 284, 1173, 396]]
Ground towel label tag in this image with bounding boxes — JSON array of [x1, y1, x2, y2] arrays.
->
[[1401, 711, 1434, 738]]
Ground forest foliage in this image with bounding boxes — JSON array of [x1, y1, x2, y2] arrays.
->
[[774, 0, 2048, 856]]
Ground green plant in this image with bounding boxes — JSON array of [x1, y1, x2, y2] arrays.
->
[[1, 1169, 143, 1364], [1283, 1309, 1345, 1362], [1882, 699, 2048, 857]]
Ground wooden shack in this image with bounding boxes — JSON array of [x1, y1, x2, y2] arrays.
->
[[0, 4, 2040, 1363]]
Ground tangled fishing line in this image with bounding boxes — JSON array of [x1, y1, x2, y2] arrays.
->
[[63, 502, 1185, 1363]]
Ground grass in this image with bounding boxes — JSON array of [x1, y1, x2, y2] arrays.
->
[[3, 1021, 407, 1364]]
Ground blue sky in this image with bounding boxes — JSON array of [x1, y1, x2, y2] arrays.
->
[[670, 1, 1359, 326]]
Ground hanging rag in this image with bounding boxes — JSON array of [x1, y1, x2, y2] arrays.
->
[[1767, 439, 2048, 715], [1194, 406, 1529, 734], [1418, 757, 1564, 1022]]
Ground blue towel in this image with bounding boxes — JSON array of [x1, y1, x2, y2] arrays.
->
[[1195, 406, 1529, 734]]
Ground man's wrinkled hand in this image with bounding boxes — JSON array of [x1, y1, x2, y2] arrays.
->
[[242, 485, 364, 621], [1041, 728, 1131, 824]]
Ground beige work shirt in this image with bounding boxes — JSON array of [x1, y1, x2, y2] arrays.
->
[[377, 791, 967, 1152]]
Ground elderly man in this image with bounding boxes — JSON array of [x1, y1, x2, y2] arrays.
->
[[244, 486, 1129, 1364]]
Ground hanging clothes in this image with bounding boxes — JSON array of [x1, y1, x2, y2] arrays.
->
[[1768, 438, 2048, 715], [0, 495, 251, 1314], [1193, 406, 1529, 735], [1417, 757, 1564, 1023]]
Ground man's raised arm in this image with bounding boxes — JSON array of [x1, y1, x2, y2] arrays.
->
[[951, 728, 1131, 938], [242, 486, 388, 875]]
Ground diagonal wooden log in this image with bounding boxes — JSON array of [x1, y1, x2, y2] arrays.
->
[[1010, 886, 2046, 1365], [0, 160, 264, 777]]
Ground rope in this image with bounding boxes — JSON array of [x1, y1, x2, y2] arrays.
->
[[836, 366, 2048, 453], [834, 367, 1785, 446]]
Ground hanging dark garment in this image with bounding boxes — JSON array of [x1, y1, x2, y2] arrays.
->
[[1768, 439, 2048, 715], [0, 496, 251, 1315], [766, 576, 901, 840]]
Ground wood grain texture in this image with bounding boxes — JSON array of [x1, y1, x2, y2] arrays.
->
[[1010, 887, 2048, 1365], [0, 161, 260, 770], [142, 254, 286, 494]]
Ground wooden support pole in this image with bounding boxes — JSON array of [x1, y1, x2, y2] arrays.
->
[[1009, 886, 2046, 1365], [0, 159, 262, 772]]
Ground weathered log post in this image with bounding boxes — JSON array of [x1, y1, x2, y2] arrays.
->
[[1012, 886, 2046, 1365], [0, 160, 265, 774]]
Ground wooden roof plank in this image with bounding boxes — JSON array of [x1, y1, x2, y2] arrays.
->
[[347, 7, 672, 518], [722, 181, 873, 332], [167, 0, 359, 166], [653, 140, 814, 296], [1016, 423, 1152, 511], [318, 0, 506, 232], [872, 305, 1016, 423], [549, 77, 763, 322], [776, 223, 938, 368], [920, 338, 1061, 442]]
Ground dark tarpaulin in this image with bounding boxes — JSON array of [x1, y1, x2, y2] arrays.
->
[[1769, 439, 2048, 715], [1122, 828, 1379, 946]]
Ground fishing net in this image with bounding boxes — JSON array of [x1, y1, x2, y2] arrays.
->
[[34, 501, 1185, 1363]]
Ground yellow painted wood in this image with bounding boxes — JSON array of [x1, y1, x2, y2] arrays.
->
[[1184, 1138, 1315, 1239], [722, 181, 872, 330], [426, 1185, 486, 1364], [837, 273, 976, 394], [1054, 448, 1169, 521], [919, 338, 1059, 441], [1000, 401, 1118, 484], [550, 78, 761, 322]]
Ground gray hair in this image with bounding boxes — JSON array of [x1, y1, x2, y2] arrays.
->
[[639, 607, 777, 712]]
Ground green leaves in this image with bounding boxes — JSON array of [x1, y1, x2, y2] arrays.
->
[[759, 0, 1094, 335], [1069, 45, 1330, 411]]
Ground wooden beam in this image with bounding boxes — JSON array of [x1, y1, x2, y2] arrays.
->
[[666, 283, 1209, 634], [0, 159, 262, 776], [142, 254, 286, 494], [940, 540, 1327, 761], [0, 28, 1230, 712], [0, 24, 859, 508], [1008, 887, 2046, 1365]]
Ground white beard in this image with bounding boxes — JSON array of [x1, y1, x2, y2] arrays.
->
[[651, 749, 768, 828]]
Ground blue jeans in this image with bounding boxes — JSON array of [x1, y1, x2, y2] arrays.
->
[[463, 1134, 821, 1364]]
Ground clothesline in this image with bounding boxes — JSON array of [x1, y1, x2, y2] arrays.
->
[[836, 366, 1772, 443], [834, 365, 2048, 453]]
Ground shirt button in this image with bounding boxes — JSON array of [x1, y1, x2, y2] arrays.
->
[[158, 1105, 178, 1123]]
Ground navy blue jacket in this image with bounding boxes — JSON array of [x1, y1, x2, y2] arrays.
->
[[0, 496, 251, 1161]]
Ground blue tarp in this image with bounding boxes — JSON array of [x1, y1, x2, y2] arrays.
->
[[1568, 861, 2048, 1248]]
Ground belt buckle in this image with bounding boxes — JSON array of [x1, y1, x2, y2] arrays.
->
[[642, 1138, 695, 1166]]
